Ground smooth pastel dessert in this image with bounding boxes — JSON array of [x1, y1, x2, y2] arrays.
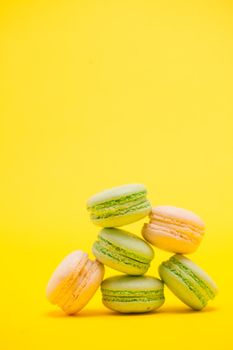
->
[[46, 250, 104, 314], [101, 275, 165, 313], [159, 254, 218, 310], [142, 206, 205, 254], [87, 184, 151, 227], [92, 228, 154, 275]]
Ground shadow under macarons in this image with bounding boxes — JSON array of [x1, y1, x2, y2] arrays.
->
[[44, 308, 110, 318], [158, 305, 219, 315], [44, 304, 218, 318]]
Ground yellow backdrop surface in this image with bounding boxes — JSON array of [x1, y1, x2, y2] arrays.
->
[[1, 0, 233, 349]]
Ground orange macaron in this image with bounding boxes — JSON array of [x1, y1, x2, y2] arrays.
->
[[46, 250, 104, 314], [142, 206, 205, 254]]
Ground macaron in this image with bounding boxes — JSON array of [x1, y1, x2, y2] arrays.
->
[[159, 254, 218, 310], [142, 206, 205, 254], [92, 228, 154, 275], [46, 250, 104, 314], [101, 275, 165, 313], [87, 184, 151, 227]]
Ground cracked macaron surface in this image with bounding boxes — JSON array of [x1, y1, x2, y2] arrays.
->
[[159, 254, 218, 310], [142, 206, 205, 254], [87, 184, 151, 227], [92, 228, 154, 275]]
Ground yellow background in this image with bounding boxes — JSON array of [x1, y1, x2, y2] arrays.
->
[[1, 0, 233, 349]]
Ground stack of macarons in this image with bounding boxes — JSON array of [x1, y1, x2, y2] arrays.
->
[[46, 184, 218, 315]]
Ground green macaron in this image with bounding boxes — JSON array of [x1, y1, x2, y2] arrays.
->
[[87, 184, 151, 227], [159, 254, 218, 310], [101, 275, 165, 313], [92, 228, 154, 275]]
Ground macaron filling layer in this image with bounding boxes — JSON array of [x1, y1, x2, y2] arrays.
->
[[62, 260, 98, 311], [143, 223, 202, 244], [102, 296, 163, 303], [93, 239, 149, 270], [169, 256, 215, 299], [101, 289, 164, 301], [88, 191, 146, 210], [95, 236, 151, 264], [151, 213, 204, 233], [90, 197, 151, 220], [58, 261, 90, 309], [50, 257, 102, 313]]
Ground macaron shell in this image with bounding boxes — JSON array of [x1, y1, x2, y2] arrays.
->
[[101, 275, 163, 291], [92, 205, 151, 227], [102, 298, 164, 314], [87, 184, 147, 208], [152, 206, 205, 229]]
